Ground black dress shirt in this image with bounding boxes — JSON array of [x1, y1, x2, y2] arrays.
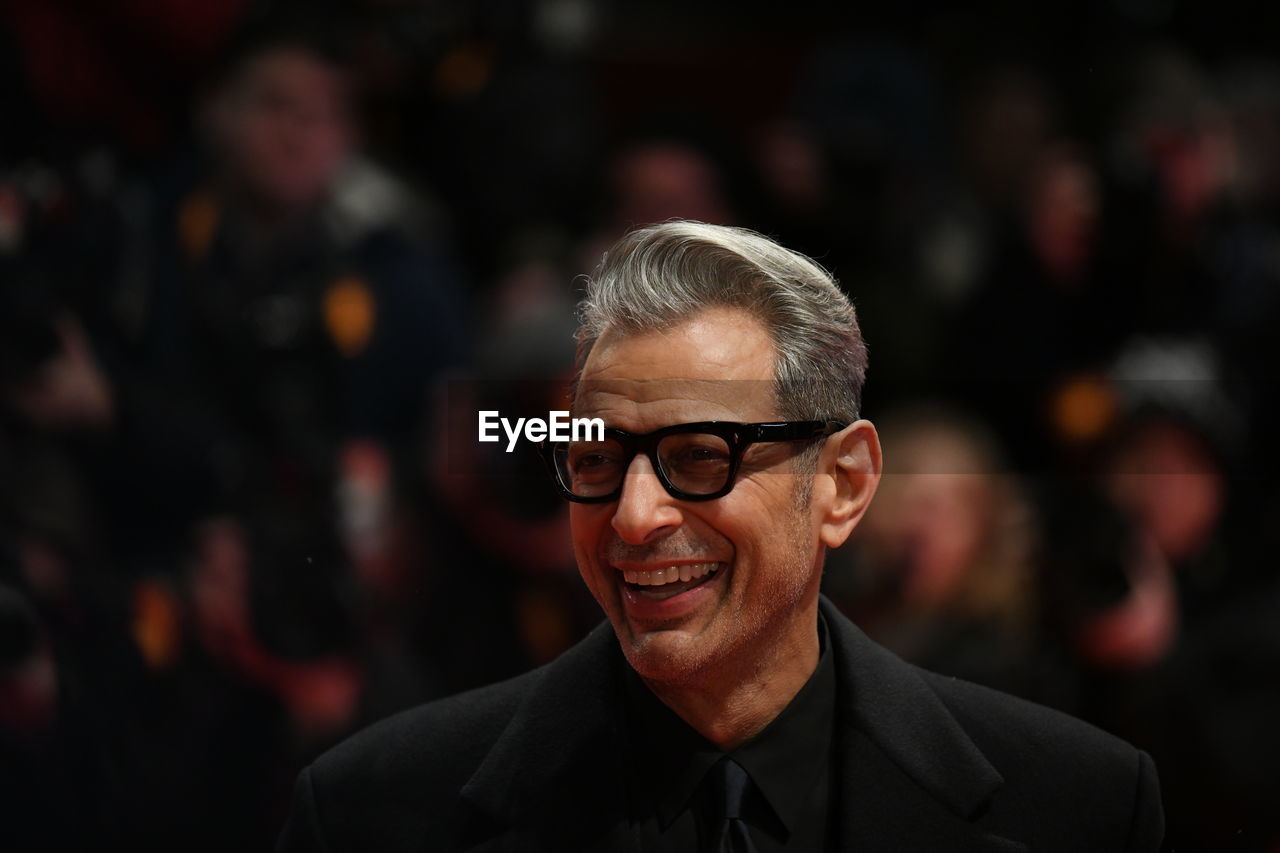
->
[[623, 617, 836, 852]]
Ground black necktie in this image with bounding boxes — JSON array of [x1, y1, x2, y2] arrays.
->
[[710, 758, 759, 853]]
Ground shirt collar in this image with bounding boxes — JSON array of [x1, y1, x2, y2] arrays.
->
[[624, 662, 720, 828], [624, 614, 836, 835]]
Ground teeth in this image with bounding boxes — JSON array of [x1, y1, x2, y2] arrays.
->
[[621, 563, 718, 587]]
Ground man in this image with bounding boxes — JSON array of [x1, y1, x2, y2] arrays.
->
[[279, 222, 1164, 851]]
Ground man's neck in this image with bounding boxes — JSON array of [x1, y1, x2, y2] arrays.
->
[[640, 613, 821, 751]]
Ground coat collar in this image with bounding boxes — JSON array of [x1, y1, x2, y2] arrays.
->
[[819, 598, 1025, 852], [459, 620, 635, 850], [459, 598, 1023, 852], [818, 597, 1004, 819]]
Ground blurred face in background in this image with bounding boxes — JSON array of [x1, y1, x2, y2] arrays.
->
[[213, 46, 354, 214], [1027, 147, 1100, 284], [611, 141, 733, 228], [960, 69, 1054, 206], [859, 425, 994, 607], [1105, 419, 1224, 564]]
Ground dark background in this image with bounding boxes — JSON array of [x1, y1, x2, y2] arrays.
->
[[2, 1, 1278, 850]]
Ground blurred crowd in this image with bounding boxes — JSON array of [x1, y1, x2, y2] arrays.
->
[[2, 1, 1279, 850]]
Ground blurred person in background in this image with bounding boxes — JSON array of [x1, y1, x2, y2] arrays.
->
[[575, 120, 747, 273], [344, 231, 600, 703], [774, 38, 958, 403], [942, 74, 1122, 469], [0, 580, 96, 853], [1047, 340, 1245, 671], [423, 272, 600, 693], [1040, 340, 1280, 851], [827, 404, 1047, 701], [607, 137, 736, 231], [0, 14, 474, 850], [0, 255, 123, 845], [0, 183, 152, 849], [0, 170, 352, 849], [108, 10, 471, 721]]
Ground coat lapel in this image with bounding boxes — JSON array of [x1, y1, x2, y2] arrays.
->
[[821, 598, 1028, 853], [458, 621, 641, 853], [459, 601, 1027, 852]]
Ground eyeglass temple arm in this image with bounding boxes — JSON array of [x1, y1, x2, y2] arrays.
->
[[743, 420, 848, 442]]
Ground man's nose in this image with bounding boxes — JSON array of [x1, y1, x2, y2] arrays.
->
[[610, 454, 683, 545]]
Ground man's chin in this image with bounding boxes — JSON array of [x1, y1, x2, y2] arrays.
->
[[616, 626, 719, 686]]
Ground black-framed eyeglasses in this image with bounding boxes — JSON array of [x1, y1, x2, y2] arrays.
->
[[538, 420, 847, 503]]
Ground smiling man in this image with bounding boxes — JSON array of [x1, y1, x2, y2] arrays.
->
[[278, 222, 1164, 852]]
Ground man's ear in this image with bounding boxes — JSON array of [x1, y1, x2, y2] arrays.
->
[[818, 420, 882, 549]]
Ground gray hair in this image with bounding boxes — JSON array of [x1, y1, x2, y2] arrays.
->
[[576, 221, 867, 421]]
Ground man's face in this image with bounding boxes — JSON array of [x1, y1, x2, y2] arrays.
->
[[571, 306, 826, 685]]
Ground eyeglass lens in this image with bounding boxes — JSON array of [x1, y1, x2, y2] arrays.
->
[[558, 432, 734, 498]]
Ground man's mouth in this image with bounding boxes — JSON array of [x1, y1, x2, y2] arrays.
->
[[619, 562, 721, 601]]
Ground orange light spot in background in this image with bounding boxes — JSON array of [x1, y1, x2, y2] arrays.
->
[[132, 580, 182, 671], [177, 189, 220, 261], [324, 276, 377, 357], [1051, 374, 1118, 445], [433, 42, 494, 100]]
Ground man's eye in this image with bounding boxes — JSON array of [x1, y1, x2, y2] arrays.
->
[[569, 444, 624, 474], [667, 443, 730, 469], [576, 453, 617, 470]]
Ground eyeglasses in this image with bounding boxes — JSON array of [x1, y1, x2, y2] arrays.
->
[[539, 420, 846, 503]]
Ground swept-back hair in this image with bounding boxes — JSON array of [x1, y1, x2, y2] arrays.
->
[[576, 221, 867, 421]]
